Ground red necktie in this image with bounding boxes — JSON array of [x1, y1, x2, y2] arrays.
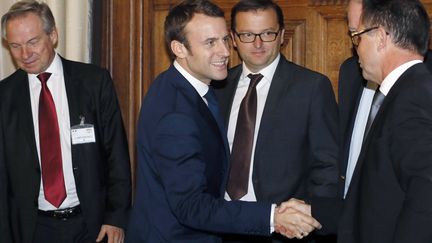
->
[[227, 73, 263, 200], [38, 72, 66, 208]]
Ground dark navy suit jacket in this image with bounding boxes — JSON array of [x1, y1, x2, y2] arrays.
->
[[126, 65, 272, 243]]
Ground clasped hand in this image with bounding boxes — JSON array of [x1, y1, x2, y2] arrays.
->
[[274, 198, 321, 239]]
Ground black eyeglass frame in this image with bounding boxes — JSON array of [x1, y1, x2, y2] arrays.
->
[[350, 26, 379, 47], [233, 29, 281, 43]]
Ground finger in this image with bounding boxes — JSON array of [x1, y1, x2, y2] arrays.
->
[[106, 230, 114, 243], [95, 228, 106, 242], [275, 225, 285, 234], [289, 198, 305, 204], [107, 229, 121, 243], [303, 215, 322, 229], [294, 210, 321, 229]]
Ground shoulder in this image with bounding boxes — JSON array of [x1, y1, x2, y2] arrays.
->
[[423, 49, 432, 72], [0, 69, 27, 95], [277, 56, 330, 84], [61, 57, 110, 80], [0, 69, 27, 85], [340, 55, 359, 70]]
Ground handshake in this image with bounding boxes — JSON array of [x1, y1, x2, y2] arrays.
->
[[273, 198, 321, 239]]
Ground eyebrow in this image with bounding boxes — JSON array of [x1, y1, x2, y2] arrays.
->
[[9, 36, 40, 46]]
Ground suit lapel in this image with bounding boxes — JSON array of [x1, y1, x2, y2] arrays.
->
[[171, 67, 230, 159], [340, 75, 365, 176], [346, 63, 422, 199], [256, 57, 291, 147], [16, 74, 41, 170], [60, 59, 83, 176], [218, 67, 242, 127]]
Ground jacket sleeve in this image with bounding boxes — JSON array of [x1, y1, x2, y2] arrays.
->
[[0, 106, 12, 242]]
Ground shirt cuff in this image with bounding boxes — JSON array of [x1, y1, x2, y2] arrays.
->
[[270, 203, 277, 233]]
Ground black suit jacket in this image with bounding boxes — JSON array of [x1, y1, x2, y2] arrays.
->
[[337, 56, 364, 192], [339, 51, 432, 191], [337, 63, 432, 243], [216, 55, 339, 202], [312, 52, 432, 236], [0, 57, 131, 243], [215, 55, 339, 242]]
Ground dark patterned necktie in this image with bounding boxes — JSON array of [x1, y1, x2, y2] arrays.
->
[[204, 87, 224, 131], [364, 87, 385, 138], [38, 72, 66, 208], [227, 73, 263, 200]]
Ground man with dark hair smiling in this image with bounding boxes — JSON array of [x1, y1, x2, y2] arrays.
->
[[125, 0, 322, 242]]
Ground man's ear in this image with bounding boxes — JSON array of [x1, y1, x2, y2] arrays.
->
[[230, 31, 238, 48], [49, 27, 58, 46], [376, 27, 388, 51], [279, 28, 285, 46], [171, 40, 188, 59]]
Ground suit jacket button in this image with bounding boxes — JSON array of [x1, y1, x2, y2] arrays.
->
[[340, 175, 345, 180]]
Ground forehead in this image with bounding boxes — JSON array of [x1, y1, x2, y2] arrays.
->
[[6, 12, 44, 38], [234, 8, 279, 31], [184, 13, 228, 41]]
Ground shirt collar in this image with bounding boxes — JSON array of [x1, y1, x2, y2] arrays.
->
[[380, 59, 422, 96], [240, 53, 280, 83], [28, 53, 63, 85], [173, 60, 209, 97]]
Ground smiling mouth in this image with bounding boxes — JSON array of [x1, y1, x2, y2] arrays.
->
[[212, 60, 228, 67]]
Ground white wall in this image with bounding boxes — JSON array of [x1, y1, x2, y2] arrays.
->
[[0, 0, 92, 79]]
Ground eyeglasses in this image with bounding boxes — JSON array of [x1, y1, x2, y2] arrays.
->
[[234, 30, 280, 43], [350, 26, 379, 47]]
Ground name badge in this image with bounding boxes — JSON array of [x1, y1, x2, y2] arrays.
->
[[71, 116, 96, 145]]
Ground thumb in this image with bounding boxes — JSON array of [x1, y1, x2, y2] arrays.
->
[[95, 227, 106, 242]]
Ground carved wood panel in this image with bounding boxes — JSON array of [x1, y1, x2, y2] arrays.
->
[[147, 1, 350, 95], [99, 0, 432, 182]]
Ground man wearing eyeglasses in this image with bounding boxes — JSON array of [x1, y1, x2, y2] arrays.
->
[[290, 0, 432, 242], [338, 0, 432, 242], [214, 1, 339, 242]]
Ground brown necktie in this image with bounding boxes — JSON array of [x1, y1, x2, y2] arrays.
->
[[38, 72, 66, 208], [227, 73, 263, 200]]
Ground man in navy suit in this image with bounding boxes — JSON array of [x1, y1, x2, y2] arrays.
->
[[0, 1, 131, 243], [125, 0, 322, 242], [214, 1, 339, 242]]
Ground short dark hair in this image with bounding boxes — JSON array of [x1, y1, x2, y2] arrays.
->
[[164, 0, 225, 60], [231, 0, 284, 32], [1, 0, 56, 39], [362, 0, 430, 55]]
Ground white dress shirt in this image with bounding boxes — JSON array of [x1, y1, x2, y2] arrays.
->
[[225, 54, 280, 202], [344, 81, 377, 197], [29, 54, 80, 210], [173, 61, 209, 102], [223, 56, 280, 232]]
